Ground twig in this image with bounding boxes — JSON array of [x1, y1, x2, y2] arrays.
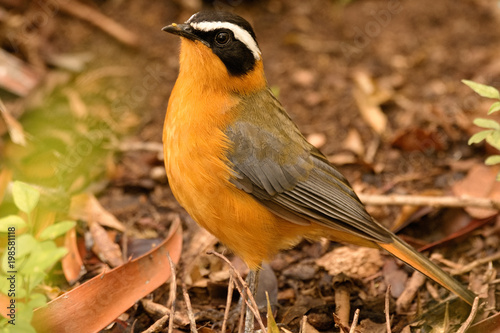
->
[[143, 313, 170, 333], [182, 283, 197, 333], [385, 285, 392, 333], [451, 251, 500, 275], [58, 0, 139, 47], [333, 280, 351, 328], [357, 193, 500, 210], [332, 312, 350, 333], [300, 315, 307, 333], [396, 271, 427, 313], [349, 309, 360, 333], [167, 253, 177, 333], [221, 276, 235, 333], [237, 290, 246, 333], [140, 299, 190, 327], [207, 251, 266, 333], [456, 297, 480, 333]]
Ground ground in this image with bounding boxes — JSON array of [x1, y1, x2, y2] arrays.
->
[[2, 0, 500, 332]]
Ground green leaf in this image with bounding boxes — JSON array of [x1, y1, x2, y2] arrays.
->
[[468, 130, 492, 145], [14, 302, 36, 333], [19, 242, 67, 275], [12, 181, 40, 214], [1, 234, 37, 274], [27, 293, 47, 308], [486, 131, 500, 150], [473, 118, 500, 130], [488, 101, 500, 114], [485, 155, 500, 166], [38, 221, 76, 241], [462, 80, 500, 99], [0, 215, 26, 232]]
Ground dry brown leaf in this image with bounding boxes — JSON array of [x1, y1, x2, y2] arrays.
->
[[466, 311, 500, 333], [452, 164, 500, 219], [62, 228, 86, 284], [32, 218, 183, 333], [343, 128, 365, 157], [89, 220, 124, 268], [316, 246, 383, 279], [391, 127, 447, 152], [352, 71, 391, 135], [0, 99, 26, 146], [69, 193, 126, 232], [357, 318, 387, 333]]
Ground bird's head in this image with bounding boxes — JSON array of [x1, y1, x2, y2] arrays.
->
[[163, 11, 267, 94]]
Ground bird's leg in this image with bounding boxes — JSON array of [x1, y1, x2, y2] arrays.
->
[[244, 269, 260, 333]]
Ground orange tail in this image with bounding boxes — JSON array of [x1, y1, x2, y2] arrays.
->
[[378, 235, 475, 305]]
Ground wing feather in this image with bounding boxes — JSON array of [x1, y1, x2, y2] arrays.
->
[[225, 88, 392, 243]]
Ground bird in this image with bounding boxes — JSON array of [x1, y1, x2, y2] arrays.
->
[[161, 10, 476, 309]]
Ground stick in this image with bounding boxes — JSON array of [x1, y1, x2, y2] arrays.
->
[[456, 297, 480, 333], [221, 276, 235, 333], [141, 299, 190, 327], [143, 313, 170, 333], [396, 271, 427, 313], [451, 251, 500, 275], [167, 253, 177, 333], [358, 194, 500, 210], [182, 283, 197, 333], [207, 251, 267, 333], [58, 0, 139, 47], [385, 285, 392, 333], [349, 309, 360, 333]]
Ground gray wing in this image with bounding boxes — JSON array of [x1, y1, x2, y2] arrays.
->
[[225, 88, 391, 243]]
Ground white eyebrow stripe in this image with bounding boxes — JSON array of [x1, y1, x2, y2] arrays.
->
[[189, 21, 261, 60]]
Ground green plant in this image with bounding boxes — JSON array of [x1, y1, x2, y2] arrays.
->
[[463, 80, 500, 180], [0, 181, 75, 333]]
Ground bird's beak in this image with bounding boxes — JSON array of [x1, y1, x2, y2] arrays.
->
[[162, 23, 201, 43]]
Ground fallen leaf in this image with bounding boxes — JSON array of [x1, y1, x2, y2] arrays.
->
[[62, 228, 86, 285], [70, 193, 126, 232], [352, 70, 391, 135], [357, 318, 387, 333], [89, 220, 124, 268], [316, 247, 383, 279], [466, 311, 500, 333], [32, 218, 182, 333], [391, 127, 447, 152], [452, 164, 500, 218]]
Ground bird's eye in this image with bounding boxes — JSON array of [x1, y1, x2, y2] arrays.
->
[[215, 32, 230, 45]]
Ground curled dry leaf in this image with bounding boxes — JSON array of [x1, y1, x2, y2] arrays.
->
[[316, 246, 383, 279], [62, 227, 86, 285], [89, 220, 124, 268], [32, 218, 183, 333]]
